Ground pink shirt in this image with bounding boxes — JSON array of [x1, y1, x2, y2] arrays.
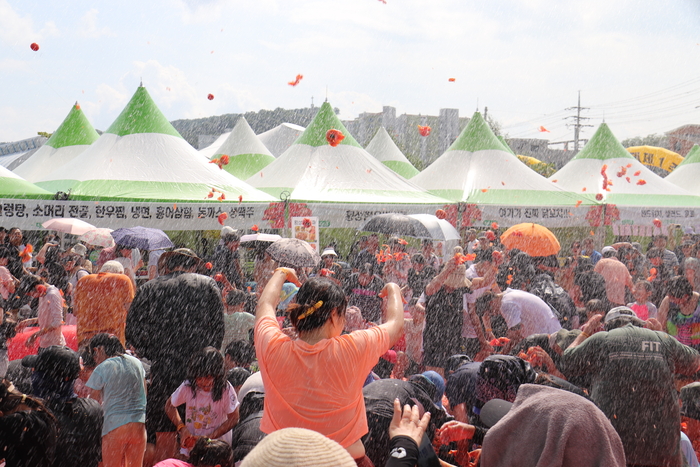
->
[[0, 266, 12, 300], [38, 285, 66, 348]]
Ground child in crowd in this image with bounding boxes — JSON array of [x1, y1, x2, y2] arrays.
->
[[153, 438, 234, 467], [86, 333, 147, 467], [165, 347, 240, 458], [627, 280, 658, 321], [221, 290, 255, 351]]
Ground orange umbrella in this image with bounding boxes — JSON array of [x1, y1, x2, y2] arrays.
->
[[500, 223, 560, 257]]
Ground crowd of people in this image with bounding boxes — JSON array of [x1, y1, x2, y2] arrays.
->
[[2, 222, 700, 467]]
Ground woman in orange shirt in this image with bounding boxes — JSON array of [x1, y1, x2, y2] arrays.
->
[[254, 268, 404, 465]]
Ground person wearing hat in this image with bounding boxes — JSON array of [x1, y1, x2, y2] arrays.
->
[[73, 260, 135, 347], [422, 247, 472, 376], [312, 247, 344, 286], [16, 274, 66, 349], [125, 248, 225, 464], [563, 306, 700, 467], [23, 345, 104, 467], [212, 230, 244, 290]]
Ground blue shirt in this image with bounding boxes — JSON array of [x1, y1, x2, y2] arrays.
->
[[87, 353, 146, 436]]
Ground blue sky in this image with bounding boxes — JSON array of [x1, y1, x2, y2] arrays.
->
[[1, 0, 699, 145]]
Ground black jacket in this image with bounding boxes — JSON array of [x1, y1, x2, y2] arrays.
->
[[126, 271, 225, 363]]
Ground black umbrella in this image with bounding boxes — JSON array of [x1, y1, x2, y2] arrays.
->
[[360, 213, 433, 238]]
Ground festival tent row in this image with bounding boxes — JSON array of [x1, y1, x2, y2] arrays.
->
[[31, 85, 275, 207], [409, 112, 597, 228], [364, 127, 420, 179], [13, 103, 100, 183], [199, 122, 305, 160], [207, 117, 276, 180], [549, 124, 700, 229], [243, 102, 449, 226]]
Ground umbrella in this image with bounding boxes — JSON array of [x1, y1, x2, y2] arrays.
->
[[361, 213, 458, 240], [266, 238, 320, 268], [407, 214, 461, 241], [41, 218, 96, 236], [500, 223, 560, 257], [111, 227, 174, 251], [240, 233, 282, 251], [78, 228, 115, 248], [240, 233, 282, 244]]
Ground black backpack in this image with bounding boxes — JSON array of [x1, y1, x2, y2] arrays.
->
[[528, 274, 577, 330]]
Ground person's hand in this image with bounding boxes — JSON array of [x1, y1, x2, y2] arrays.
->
[[388, 398, 431, 447], [25, 332, 38, 348], [437, 420, 476, 444], [378, 282, 400, 299], [275, 267, 301, 286], [645, 318, 663, 331], [179, 427, 196, 449], [581, 313, 604, 337], [526, 346, 556, 373], [15, 320, 30, 332]]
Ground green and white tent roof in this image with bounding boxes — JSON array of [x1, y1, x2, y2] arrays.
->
[[550, 123, 699, 206], [13, 103, 99, 183], [365, 127, 419, 179], [199, 131, 231, 160], [665, 145, 700, 195], [258, 123, 305, 157], [34, 85, 275, 202], [209, 117, 276, 180], [0, 165, 52, 199], [411, 112, 588, 206], [246, 102, 446, 204]]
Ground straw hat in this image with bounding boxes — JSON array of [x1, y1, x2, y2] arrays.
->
[[241, 427, 356, 467]]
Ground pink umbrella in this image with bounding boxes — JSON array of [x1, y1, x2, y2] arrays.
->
[[42, 218, 96, 236]]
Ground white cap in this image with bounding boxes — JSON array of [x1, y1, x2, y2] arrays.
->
[[221, 226, 235, 237], [321, 248, 338, 257]]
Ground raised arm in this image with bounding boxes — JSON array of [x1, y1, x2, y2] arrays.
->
[[256, 267, 300, 323], [379, 282, 405, 346]]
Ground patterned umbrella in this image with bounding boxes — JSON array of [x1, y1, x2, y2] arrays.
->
[[266, 238, 320, 268], [78, 228, 115, 248], [111, 227, 174, 251]]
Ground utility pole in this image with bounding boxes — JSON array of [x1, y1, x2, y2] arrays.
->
[[565, 91, 593, 151]]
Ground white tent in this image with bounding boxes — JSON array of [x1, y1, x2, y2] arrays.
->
[[257, 122, 305, 157], [365, 127, 419, 179], [208, 117, 276, 180], [14, 103, 99, 182], [550, 123, 700, 227], [411, 112, 592, 227], [665, 144, 700, 195]]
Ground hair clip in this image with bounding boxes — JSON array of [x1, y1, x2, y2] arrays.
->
[[298, 300, 323, 320]]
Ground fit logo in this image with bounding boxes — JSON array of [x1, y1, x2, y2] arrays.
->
[[642, 341, 661, 351]]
